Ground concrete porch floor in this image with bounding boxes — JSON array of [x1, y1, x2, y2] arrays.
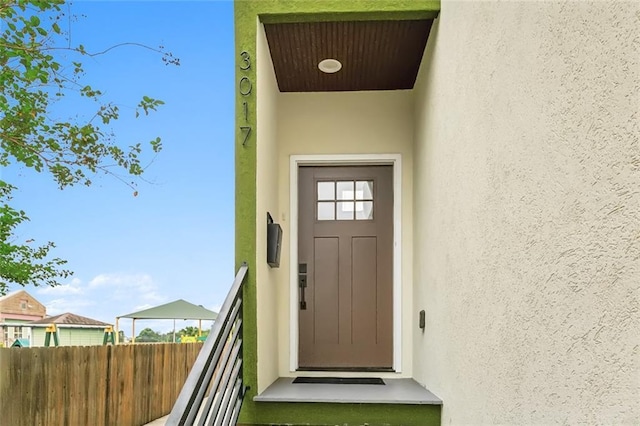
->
[[253, 378, 442, 405], [143, 379, 441, 425]]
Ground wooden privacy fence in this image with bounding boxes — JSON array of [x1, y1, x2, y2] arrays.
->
[[0, 343, 203, 426]]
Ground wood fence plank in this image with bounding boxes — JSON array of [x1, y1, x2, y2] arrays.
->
[[169, 342, 177, 406], [37, 348, 48, 426], [148, 344, 158, 421], [137, 344, 144, 424], [134, 344, 145, 425], [92, 346, 103, 424], [179, 345, 189, 398], [15, 349, 24, 423], [43, 348, 54, 426], [95, 345, 108, 426], [112, 345, 123, 426], [151, 344, 160, 418], [146, 344, 155, 424], [144, 344, 152, 424], [18, 348, 29, 424], [162, 343, 172, 414], [151, 344, 158, 420], [68, 346, 80, 426], [48, 347, 62, 426], [107, 344, 120, 426], [105, 345, 116, 426], [79, 345, 97, 426], [0, 350, 14, 426], [61, 347, 71, 426], [22, 348, 32, 425], [28, 347, 42, 425], [122, 344, 135, 426], [152, 344, 165, 419], [80, 346, 90, 426]]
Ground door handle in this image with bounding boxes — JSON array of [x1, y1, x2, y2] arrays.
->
[[299, 274, 307, 310], [299, 263, 307, 310]]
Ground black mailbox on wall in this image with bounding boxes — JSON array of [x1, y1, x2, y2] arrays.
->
[[267, 212, 282, 268]]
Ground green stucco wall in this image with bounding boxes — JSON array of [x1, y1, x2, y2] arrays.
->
[[234, 1, 439, 424], [238, 402, 441, 426]]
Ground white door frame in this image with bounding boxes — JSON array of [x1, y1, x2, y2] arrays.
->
[[289, 153, 402, 373]]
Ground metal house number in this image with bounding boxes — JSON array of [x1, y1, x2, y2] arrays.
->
[[239, 50, 252, 147]]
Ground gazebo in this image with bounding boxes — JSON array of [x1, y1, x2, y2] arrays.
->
[[116, 299, 218, 343]]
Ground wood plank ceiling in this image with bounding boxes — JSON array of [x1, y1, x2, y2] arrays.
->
[[263, 20, 434, 92]]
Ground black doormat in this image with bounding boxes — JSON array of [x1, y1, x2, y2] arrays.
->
[[293, 377, 385, 385]]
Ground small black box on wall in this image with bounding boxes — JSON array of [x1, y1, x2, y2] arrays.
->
[[267, 213, 282, 268]]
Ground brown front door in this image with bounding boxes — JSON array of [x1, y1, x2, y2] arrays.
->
[[298, 165, 393, 370]]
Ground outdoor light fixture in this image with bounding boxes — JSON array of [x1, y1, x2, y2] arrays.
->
[[318, 58, 342, 73]]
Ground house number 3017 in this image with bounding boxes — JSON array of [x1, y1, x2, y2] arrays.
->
[[239, 50, 252, 147]]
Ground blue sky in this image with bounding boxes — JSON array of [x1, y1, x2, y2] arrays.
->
[[3, 1, 235, 334]]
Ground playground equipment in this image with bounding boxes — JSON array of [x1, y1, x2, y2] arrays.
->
[[103, 326, 115, 345], [44, 324, 59, 347]]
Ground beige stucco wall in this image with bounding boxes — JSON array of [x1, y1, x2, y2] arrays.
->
[[275, 90, 415, 378], [412, 1, 639, 423], [255, 23, 281, 393]]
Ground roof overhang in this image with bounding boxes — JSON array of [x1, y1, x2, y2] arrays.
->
[[263, 17, 435, 92]]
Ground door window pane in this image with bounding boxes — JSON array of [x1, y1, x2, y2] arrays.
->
[[317, 182, 335, 201], [317, 202, 335, 220], [337, 181, 354, 200], [337, 201, 354, 220], [355, 201, 374, 220], [355, 181, 373, 200]]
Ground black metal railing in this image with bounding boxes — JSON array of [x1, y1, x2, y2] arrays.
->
[[166, 263, 249, 426]]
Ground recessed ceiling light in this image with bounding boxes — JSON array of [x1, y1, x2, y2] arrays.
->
[[318, 58, 342, 74]]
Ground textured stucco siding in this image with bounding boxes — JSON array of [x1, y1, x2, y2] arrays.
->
[[255, 22, 281, 394], [413, 1, 639, 424]]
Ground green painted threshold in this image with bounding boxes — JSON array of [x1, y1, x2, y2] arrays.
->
[[238, 402, 441, 426]]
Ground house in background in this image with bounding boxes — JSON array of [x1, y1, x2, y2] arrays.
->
[[230, 0, 637, 425], [29, 312, 112, 347], [0, 290, 46, 347]]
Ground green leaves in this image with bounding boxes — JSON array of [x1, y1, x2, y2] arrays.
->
[[136, 96, 165, 117], [150, 137, 162, 153], [0, 0, 176, 294], [0, 182, 71, 295], [1, 0, 169, 190]]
